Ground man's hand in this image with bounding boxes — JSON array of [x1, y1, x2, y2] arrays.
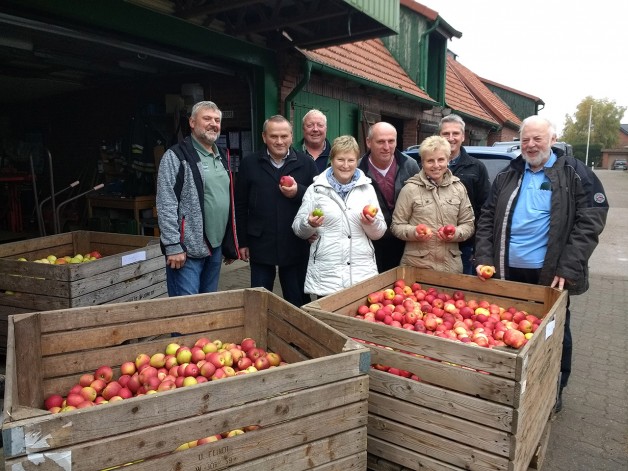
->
[[166, 252, 186, 270], [239, 247, 250, 262], [279, 181, 298, 199], [550, 276, 565, 291]]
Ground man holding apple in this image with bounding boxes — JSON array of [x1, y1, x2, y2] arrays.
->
[[358, 122, 420, 272], [235, 115, 317, 306], [474, 115, 608, 412]]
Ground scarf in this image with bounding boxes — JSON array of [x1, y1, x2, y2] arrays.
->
[[326, 167, 361, 200]]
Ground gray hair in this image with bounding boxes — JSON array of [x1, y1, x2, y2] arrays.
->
[[191, 101, 222, 119], [367, 121, 396, 140], [263, 115, 292, 132], [520, 115, 557, 138], [302, 109, 327, 126], [439, 114, 465, 133]]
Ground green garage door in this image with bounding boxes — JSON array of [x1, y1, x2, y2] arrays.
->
[[292, 92, 359, 145]]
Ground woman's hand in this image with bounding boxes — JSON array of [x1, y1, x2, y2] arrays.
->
[[308, 214, 324, 227], [360, 212, 375, 225]]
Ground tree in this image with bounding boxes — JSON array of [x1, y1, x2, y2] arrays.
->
[[561, 97, 626, 150]]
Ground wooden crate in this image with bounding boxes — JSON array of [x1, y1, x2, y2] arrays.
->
[[303, 267, 567, 471], [2, 288, 370, 470], [0, 231, 167, 350]]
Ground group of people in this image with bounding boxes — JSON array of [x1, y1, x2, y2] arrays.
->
[[157, 100, 608, 412]]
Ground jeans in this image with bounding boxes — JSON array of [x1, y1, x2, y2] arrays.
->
[[166, 245, 223, 296], [460, 244, 474, 275], [508, 267, 572, 388], [250, 261, 310, 307]]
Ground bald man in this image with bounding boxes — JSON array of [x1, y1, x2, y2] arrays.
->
[[358, 122, 420, 272]]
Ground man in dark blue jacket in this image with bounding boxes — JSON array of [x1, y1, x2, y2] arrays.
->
[[235, 115, 317, 306], [475, 115, 608, 412]]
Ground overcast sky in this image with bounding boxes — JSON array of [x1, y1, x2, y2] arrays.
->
[[425, 0, 628, 135]]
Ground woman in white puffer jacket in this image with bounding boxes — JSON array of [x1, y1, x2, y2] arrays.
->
[[293, 136, 386, 297]]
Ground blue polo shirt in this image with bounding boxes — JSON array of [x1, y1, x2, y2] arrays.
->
[[509, 153, 556, 268]]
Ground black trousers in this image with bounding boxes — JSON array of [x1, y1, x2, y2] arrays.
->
[[508, 267, 572, 389]]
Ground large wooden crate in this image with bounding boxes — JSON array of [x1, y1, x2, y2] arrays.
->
[[2, 288, 370, 470], [0, 231, 167, 349], [303, 267, 567, 471]]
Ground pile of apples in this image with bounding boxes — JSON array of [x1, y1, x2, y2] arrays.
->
[[18, 250, 103, 265], [44, 337, 284, 414], [353, 279, 542, 350]]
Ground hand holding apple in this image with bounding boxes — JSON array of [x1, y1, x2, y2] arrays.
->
[[278, 175, 297, 198], [415, 224, 433, 241], [476, 265, 495, 280], [438, 224, 456, 241]]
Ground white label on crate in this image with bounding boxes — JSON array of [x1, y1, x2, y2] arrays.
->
[[545, 319, 556, 339], [122, 251, 146, 266], [25, 430, 53, 451], [15, 451, 72, 470], [520, 379, 527, 396]]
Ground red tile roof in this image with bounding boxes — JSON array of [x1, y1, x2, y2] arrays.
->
[[445, 58, 498, 126], [301, 38, 437, 104], [447, 56, 521, 128], [479, 76, 544, 104]]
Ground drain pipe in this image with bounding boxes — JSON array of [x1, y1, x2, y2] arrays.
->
[[283, 61, 312, 120]]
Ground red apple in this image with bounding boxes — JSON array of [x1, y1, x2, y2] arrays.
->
[[441, 224, 456, 237], [362, 204, 378, 217], [415, 224, 433, 237], [479, 265, 495, 279], [120, 361, 136, 376], [240, 337, 257, 353], [135, 353, 151, 370], [94, 365, 113, 383], [44, 394, 64, 410], [503, 329, 526, 348], [254, 356, 271, 371], [266, 352, 281, 367], [79, 373, 95, 387], [279, 175, 295, 187]]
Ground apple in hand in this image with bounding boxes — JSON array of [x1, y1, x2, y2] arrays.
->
[[312, 207, 324, 217], [362, 205, 378, 217], [279, 175, 295, 187], [479, 265, 495, 279], [441, 224, 456, 237], [415, 224, 433, 237]]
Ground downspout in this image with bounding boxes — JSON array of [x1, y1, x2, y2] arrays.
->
[[419, 19, 440, 97], [283, 61, 312, 120]]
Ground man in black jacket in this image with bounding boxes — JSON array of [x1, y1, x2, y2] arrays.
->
[[235, 115, 317, 306], [475, 115, 608, 412], [439, 114, 490, 275], [358, 122, 419, 272]]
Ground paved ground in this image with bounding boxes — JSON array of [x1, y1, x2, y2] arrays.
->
[[1, 170, 626, 470]]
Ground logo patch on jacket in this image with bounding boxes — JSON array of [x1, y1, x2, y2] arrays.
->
[[593, 192, 606, 204]]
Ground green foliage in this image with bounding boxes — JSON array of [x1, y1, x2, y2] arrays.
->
[[561, 97, 626, 149], [572, 143, 603, 166]]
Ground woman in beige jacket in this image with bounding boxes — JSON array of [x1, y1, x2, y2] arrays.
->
[[391, 136, 474, 273]]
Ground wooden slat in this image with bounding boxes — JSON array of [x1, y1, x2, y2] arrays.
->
[[368, 414, 509, 471], [369, 392, 510, 457], [369, 369, 513, 433], [13, 313, 43, 409]]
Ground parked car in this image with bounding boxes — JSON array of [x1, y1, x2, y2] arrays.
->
[[612, 159, 627, 170], [492, 140, 574, 157], [403, 145, 518, 183]]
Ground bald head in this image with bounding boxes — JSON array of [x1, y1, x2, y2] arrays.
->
[[367, 122, 397, 169]]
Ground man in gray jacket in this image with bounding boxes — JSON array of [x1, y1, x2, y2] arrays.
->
[[157, 101, 238, 296]]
